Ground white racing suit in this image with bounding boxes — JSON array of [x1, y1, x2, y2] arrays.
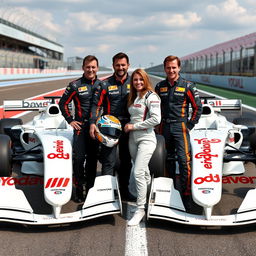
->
[[128, 91, 161, 208]]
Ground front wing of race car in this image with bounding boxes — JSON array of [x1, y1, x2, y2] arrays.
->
[[0, 175, 122, 225], [147, 177, 256, 226]]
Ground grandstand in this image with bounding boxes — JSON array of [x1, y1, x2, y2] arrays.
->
[[146, 32, 256, 94], [181, 32, 256, 77], [0, 16, 112, 80], [0, 17, 64, 69]]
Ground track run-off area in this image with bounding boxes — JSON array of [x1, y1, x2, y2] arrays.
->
[[0, 74, 256, 256]]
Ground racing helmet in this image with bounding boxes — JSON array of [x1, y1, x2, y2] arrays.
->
[[95, 115, 122, 147]]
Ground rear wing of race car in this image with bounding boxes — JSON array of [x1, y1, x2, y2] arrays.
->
[[199, 97, 242, 116], [201, 97, 242, 111], [3, 96, 61, 112]]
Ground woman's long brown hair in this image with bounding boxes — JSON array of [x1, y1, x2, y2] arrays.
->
[[127, 69, 154, 107]]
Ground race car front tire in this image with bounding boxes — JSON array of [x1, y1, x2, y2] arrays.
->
[[0, 118, 23, 135], [0, 118, 23, 149], [149, 135, 166, 177], [0, 134, 12, 177]]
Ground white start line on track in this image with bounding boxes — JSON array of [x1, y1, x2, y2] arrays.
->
[[125, 203, 148, 256]]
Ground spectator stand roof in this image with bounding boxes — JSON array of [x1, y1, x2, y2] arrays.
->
[[181, 32, 256, 60]]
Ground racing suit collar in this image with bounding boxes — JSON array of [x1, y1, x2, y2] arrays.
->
[[82, 74, 98, 84], [114, 73, 129, 84], [166, 76, 181, 87]]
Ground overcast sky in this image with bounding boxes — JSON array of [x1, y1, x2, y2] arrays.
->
[[0, 0, 256, 68]]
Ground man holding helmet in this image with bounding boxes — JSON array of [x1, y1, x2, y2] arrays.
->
[[90, 52, 133, 200], [94, 115, 122, 148]]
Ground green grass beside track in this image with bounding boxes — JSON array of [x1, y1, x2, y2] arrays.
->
[[196, 83, 256, 108]]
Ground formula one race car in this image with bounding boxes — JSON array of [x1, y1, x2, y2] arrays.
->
[[0, 97, 122, 225], [148, 98, 256, 226]]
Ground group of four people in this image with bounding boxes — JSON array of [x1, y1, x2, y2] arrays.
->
[[59, 52, 202, 226]]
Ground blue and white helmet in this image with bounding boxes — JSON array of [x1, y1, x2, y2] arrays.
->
[[95, 115, 122, 147]]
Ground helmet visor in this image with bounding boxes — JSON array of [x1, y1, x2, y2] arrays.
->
[[99, 126, 122, 139]]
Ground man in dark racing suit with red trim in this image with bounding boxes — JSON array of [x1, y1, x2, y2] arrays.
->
[[59, 55, 100, 203], [155, 55, 202, 210], [90, 52, 133, 201]]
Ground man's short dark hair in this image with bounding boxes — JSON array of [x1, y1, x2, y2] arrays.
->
[[112, 52, 129, 64], [163, 55, 181, 67], [83, 55, 99, 67]]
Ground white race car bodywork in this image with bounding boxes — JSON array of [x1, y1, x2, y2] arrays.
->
[[148, 177, 256, 226], [148, 99, 256, 226], [0, 99, 122, 225], [0, 175, 121, 225]]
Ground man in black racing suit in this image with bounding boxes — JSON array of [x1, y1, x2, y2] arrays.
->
[[155, 55, 202, 210], [90, 52, 133, 201], [59, 55, 100, 203]]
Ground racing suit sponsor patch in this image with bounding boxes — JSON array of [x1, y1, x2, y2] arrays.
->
[[78, 86, 87, 92], [175, 87, 185, 92], [108, 85, 118, 91], [174, 92, 184, 96], [151, 104, 160, 108], [160, 87, 168, 92], [109, 91, 119, 95], [150, 100, 160, 108]]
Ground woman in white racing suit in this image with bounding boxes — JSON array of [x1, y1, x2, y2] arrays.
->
[[124, 69, 161, 226]]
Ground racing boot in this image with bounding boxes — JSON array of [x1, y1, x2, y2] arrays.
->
[[127, 208, 145, 226]]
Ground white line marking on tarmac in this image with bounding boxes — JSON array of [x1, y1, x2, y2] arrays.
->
[[125, 203, 148, 256]]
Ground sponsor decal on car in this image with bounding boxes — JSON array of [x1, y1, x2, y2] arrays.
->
[[47, 140, 70, 160], [22, 100, 49, 108], [156, 189, 171, 193], [0, 176, 43, 186], [194, 138, 221, 169], [201, 190, 211, 194], [222, 176, 256, 184], [207, 100, 222, 106], [54, 191, 62, 195], [45, 177, 70, 188], [97, 188, 112, 191], [198, 187, 214, 194], [194, 174, 221, 185]]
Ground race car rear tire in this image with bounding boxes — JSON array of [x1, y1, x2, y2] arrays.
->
[[0, 118, 23, 135], [149, 134, 166, 177], [233, 117, 256, 150], [0, 134, 12, 177]]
